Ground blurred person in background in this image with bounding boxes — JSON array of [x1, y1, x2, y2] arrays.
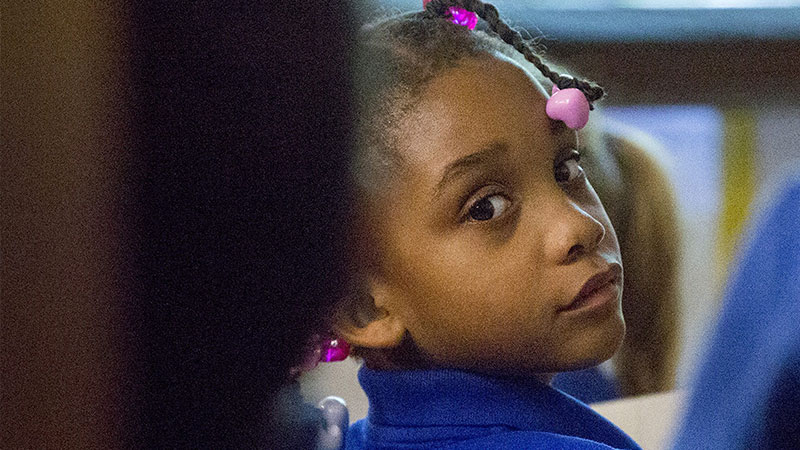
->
[[672, 171, 800, 449]]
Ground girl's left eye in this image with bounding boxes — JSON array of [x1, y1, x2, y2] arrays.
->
[[467, 194, 510, 222], [554, 152, 584, 183]]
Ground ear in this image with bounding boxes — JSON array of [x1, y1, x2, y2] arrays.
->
[[334, 280, 407, 349]]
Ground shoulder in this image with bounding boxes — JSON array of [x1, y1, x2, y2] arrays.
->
[[449, 430, 626, 449]]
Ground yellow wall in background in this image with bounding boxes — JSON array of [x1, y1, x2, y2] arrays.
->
[[717, 108, 757, 283]]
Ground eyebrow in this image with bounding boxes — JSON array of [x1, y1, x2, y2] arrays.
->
[[434, 141, 509, 195]]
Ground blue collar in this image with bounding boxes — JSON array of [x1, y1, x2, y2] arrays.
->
[[357, 366, 640, 449]]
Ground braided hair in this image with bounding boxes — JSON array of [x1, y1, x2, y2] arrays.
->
[[351, 1, 604, 194], [425, 0, 604, 106]]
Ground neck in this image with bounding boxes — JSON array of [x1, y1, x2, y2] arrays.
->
[[364, 354, 558, 386], [360, 334, 560, 384]]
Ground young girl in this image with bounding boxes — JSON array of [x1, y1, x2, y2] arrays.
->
[[330, 1, 642, 447]]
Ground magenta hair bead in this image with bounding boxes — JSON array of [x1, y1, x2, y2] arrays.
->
[[320, 338, 350, 362], [423, 1, 478, 30], [447, 7, 478, 29], [546, 85, 591, 130]]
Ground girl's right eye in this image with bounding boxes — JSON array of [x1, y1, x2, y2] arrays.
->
[[467, 194, 510, 222]]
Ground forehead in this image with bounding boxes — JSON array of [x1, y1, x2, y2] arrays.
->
[[395, 53, 574, 172]]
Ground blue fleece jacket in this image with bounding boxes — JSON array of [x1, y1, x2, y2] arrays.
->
[[345, 366, 641, 449]]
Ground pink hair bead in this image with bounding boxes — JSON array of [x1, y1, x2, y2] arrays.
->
[[320, 338, 350, 363], [546, 85, 591, 130], [289, 335, 350, 375], [423, 0, 479, 30]]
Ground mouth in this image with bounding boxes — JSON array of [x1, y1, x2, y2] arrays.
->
[[558, 263, 622, 314]]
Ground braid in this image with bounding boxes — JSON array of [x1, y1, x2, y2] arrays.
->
[[425, 0, 605, 105]]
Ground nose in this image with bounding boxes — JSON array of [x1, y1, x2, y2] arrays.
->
[[543, 197, 606, 265]]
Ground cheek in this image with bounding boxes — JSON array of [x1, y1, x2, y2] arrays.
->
[[396, 248, 556, 354], [404, 241, 539, 310]]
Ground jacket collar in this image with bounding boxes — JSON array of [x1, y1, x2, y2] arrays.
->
[[358, 366, 639, 449]]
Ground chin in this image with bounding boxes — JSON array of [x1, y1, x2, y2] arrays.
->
[[561, 312, 626, 371]]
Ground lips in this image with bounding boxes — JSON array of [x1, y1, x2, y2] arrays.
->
[[559, 263, 622, 312]]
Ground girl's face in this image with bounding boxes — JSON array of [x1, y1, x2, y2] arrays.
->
[[364, 54, 624, 375]]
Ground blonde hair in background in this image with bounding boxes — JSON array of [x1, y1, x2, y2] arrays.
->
[[581, 118, 681, 396]]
